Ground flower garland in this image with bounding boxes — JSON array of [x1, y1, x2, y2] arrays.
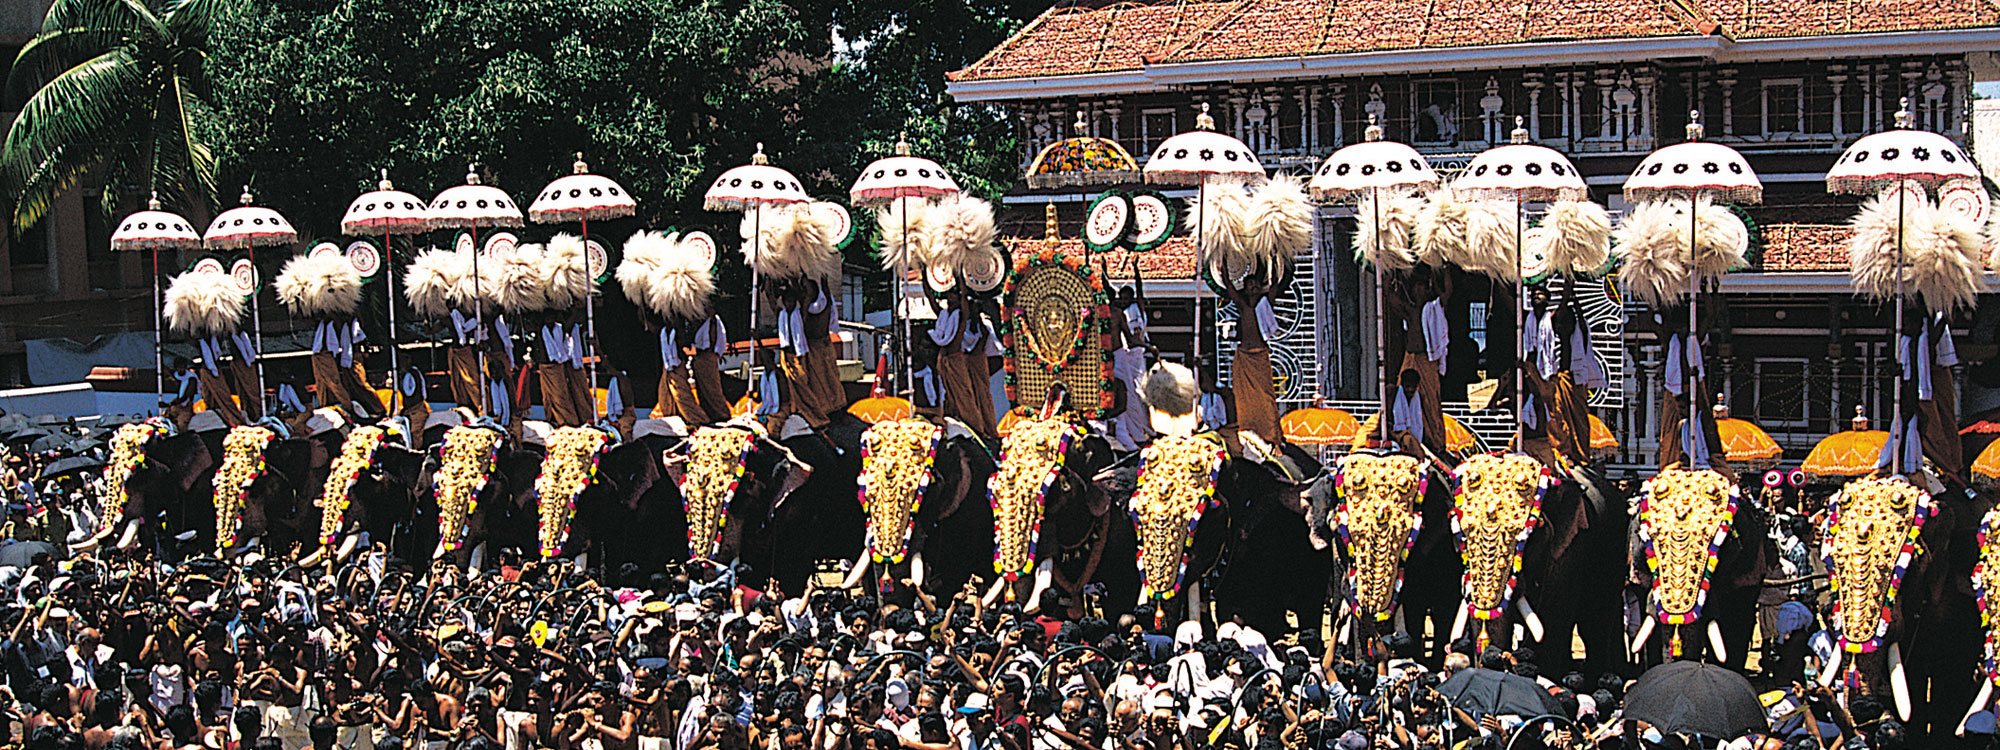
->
[[534, 426, 613, 558], [987, 416, 1080, 582], [1976, 508, 2000, 687], [1822, 475, 1934, 654], [1130, 434, 1225, 601], [213, 426, 276, 552], [99, 421, 167, 536], [998, 247, 1117, 418], [434, 426, 501, 552], [1449, 453, 1552, 620], [1334, 452, 1428, 622], [679, 426, 758, 560], [319, 426, 387, 545], [857, 418, 942, 564], [1636, 467, 1739, 625]]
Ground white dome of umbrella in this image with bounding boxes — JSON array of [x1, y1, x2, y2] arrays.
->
[[851, 134, 959, 205], [429, 167, 524, 228], [1143, 104, 1265, 186], [1455, 119, 1587, 203], [115, 193, 205, 407], [705, 144, 809, 211], [343, 171, 433, 235], [530, 154, 637, 223], [1309, 119, 1438, 202], [1828, 103, 1978, 196], [1625, 115, 1761, 205], [205, 188, 298, 250]]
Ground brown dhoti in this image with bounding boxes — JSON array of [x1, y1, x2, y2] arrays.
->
[[1523, 368, 1585, 466], [539, 363, 589, 427], [690, 352, 731, 423], [311, 352, 385, 417], [227, 358, 264, 420], [806, 343, 847, 422], [654, 361, 699, 421], [197, 367, 248, 427], [1398, 352, 1447, 457], [777, 351, 838, 429], [1657, 391, 1731, 476], [447, 345, 484, 411], [1232, 345, 1279, 444], [939, 348, 997, 437], [1920, 365, 1964, 479]]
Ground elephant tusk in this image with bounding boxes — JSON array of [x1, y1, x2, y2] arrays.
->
[[1707, 620, 1728, 665], [982, 576, 1007, 607], [336, 533, 361, 562], [1516, 597, 1545, 644], [117, 519, 142, 551], [1958, 679, 1994, 736], [1450, 601, 1470, 643], [1337, 617, 1352, 648], [1816, 648, 1842, 689], [1889, 643, 1912, 722], [910, 553, 926, 589], [1025, 567, 1054, 615], [839, 555, 871, 591], [299, 547, 325, 569], [1631, 618, 1656, 655]]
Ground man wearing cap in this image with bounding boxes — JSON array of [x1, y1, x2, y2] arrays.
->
[[950, 693, 1000, 750]]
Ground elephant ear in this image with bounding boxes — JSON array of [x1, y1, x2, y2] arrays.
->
[[152, 433, 215, 495], [596, 441, 662, 512], [1302, 472, 1337, 552], [756, 435, 815, 513]]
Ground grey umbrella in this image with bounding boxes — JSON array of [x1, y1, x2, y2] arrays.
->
[[1623, 661, 1768, 739], [0, 540, 61, 568], [1437, 668, 1563, 718], [38, 455, 104, 482]]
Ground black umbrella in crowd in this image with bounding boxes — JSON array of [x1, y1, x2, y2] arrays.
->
[[1622, 661, 1769, 739], [0, 540, 60, 568], [4, 428, 49, 445], [1436, 668, 1563, 718], [38, 455, 104, 482], [28, 432, 75, 454]]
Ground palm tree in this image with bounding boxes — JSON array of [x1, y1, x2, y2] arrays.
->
[[2, 0, 230, 231]]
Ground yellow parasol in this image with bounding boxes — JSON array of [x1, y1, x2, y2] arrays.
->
[[1281, 401, 1360, 447], [1351, 413, 1481, 453], [1801, 406, 1887, 482], [1026, 113, 1141, 189], [848, 394, 915, 424], [1712, 401, 1783, 471], [1587, 414, 1620, 459], [1971, 439, 2000, 487]]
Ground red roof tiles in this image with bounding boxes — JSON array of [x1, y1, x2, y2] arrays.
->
[[1759, 223, 1853, 271], [1691, 0, 2000, 39], [951, 1, 1240, 82]]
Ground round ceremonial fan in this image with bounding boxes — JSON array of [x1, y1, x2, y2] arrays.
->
[[1939, 179, 1989, 226], [191, 257, 226, 276], [308, 242, 342, 260], [923, 262, 957, 297], [230, 258, 258, 296], [346, 241, 382, 279], [1127, 192, 1176, 252], [1083, 192, 1133, 253], [1521, 233, 1554, 285], [809, 202, 857, 250], [962, 248, 1005, 296], [586, 239, 611, 283], [483, 232, 518, 257], [681, 231, 719, 269]]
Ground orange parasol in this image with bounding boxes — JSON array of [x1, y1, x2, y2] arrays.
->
[[1801, 406, 1887, 482], [1350, 413, 1481, 453], [848, 395, 915, 424], [1972, 439, 2000, 486], [1281, 401, 1360, 447], [1587, 414, 1619, 459], [1711, 402, 1783, 471], [731, 395, 757, 418]]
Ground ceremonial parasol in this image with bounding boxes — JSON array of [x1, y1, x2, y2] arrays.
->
[[112, 193, 203, 407], [710, 144, 810, 379], [1622, 661, 1768, 739], [1351, 412, 1479, 454], [1713, 404, 1784, 471], [1027, 113, 1140, 189], [342, 170, 432, 414], [1802, 407, 1890, 482], [1458, 119, 1586, 432], [1311, 117, 1439, 444], [1970, 437, 2000, 487], [1587, 414, 1619, 460], [428, 165, 524, 409], [1143, 103, 1265, 365], [847, 351, 913, 424], [1825, 100, 1978, 475], [204, 187, 299, 412], [530, 154, 638, 419], [1280, 400, 1360, 448], [852, 134, 960, 395], [1624, 113, 1763, 469]]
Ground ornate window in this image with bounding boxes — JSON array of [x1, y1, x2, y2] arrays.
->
[[1138, 108, 1177, 157], [1760, 78, 1804, 138]]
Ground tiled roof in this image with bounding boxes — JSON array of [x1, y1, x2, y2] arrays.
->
[[951, 1, 1240, 83], [1002, 237, 1199, 279], [1690, 0, 2000, 39], [1162, 0, 1708, 64], [954, 0, 1998, 82], [1759, 223, 1852, 271]]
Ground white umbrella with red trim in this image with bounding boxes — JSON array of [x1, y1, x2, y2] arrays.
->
[[343, 171, 434, 415], [850, 133, 961, 395], [428, 166, 524, 409], [204, 188, 300, 413], [705, 144, 809, 383], [114, 193, 204, 407], [530, 154, 638, 419], [1142, 103, 1267, 365]]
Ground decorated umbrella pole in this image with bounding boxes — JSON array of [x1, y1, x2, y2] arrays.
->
[[112, 193, 203, 406], [203, 187, 300, 413], [428, 165, 525, 410], [1311, 116, 1440, 444], [707, 145, 812, 390], [342, 170, 434, 415], [1143, 103, 1266, 366], [1454, 119, 1587, 433], [1624, 112, 1763, 468], [530, 154, 638, 419], [1825, 99, 1981, 475], [852, 133, 961, 394]]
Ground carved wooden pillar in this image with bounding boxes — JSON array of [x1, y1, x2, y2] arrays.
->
[[1524, 72, 1545, 141]]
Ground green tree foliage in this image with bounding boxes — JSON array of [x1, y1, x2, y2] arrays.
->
[[2, 0, 230, 232]]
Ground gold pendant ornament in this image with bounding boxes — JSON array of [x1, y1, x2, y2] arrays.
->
[[859, 418, 942, 564], [1335, 452, 1427, 622], [214, 426, 276, 552], [1131, 434, 1225, 600]]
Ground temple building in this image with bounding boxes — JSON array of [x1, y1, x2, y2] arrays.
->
[[949, 0, 2000, 468]]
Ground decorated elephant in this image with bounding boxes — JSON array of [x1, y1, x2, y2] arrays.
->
[[837, 417, 998, 598], [980, 401, 1130, 612], [84, 421, 211, 557], [420, 423, 542, 570], [659, 420, 826, 589], [311, 422, 429, 565], [1624, 467, 1766, 673], [1312, 449, 1453, 655]]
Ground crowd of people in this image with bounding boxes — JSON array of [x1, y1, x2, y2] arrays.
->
[[0, 416, 1972, 750]]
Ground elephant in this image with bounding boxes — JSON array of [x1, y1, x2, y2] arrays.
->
[[979, 410, 1131, 614], [1309, 451, 1457, 657], [1623, 468, 1766, 675], [752, 412, 869, 594], [1202, 435, 1326, 639], [657, 421, 821, 589], [836, 419, 998, 599], [93, 430, 213, 558], [1522, 463, 1634, 679], [554, 435, 671, 573], [314, 436, 429, 565], [420, 438, 544, 570]]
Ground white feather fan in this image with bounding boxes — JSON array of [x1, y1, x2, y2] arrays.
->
[[745, 202, 842, 283], [1458, 199, 1518, 281], [1241, 176, 1315, 271], [275, 252, 362, 319], [1141, 360, 1201, 437], [404, 248, 468, 320], [1186, 184, 1252, 272], [1612, 201, 1690, 309], [876, 199, 940, 273], [1413, 188, 1468, 270], [493, 243, 547, 313], [620, 229, 715, 322], [1537, 201, 1612, 274], [650, 250, 716, 322], [921, 194, 999, 272], [165, 271, 247, 338], [1691, 199, 1749, 280], [1354, 190, 1424, 272], [618, 230, 672, 310], [1848, 195, 1984, 314], [542, 233, 591, 311]]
